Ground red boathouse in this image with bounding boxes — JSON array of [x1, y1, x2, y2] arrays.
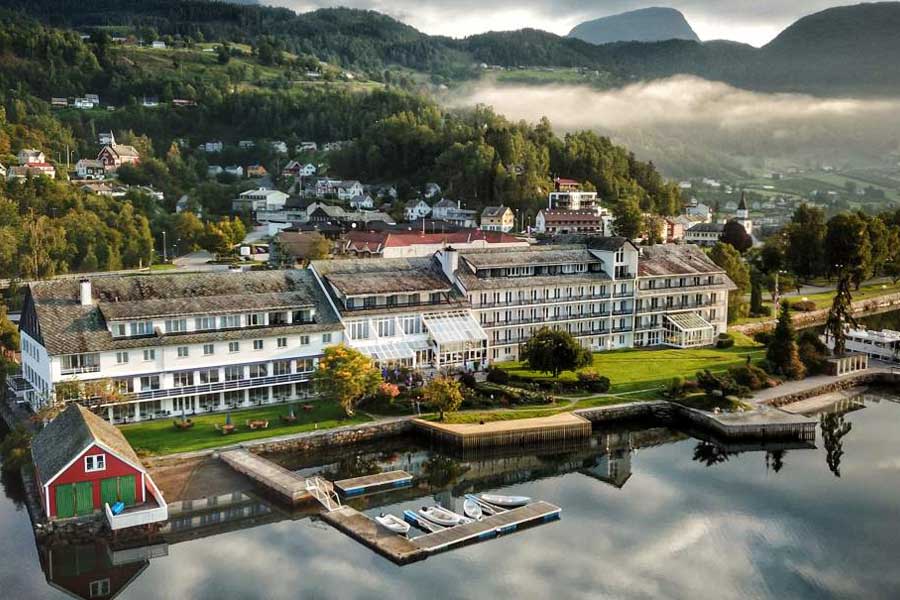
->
[[31, 404, 165, 523]]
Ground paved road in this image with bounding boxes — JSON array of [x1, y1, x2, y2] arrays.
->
[[172, 250, 228, 272]]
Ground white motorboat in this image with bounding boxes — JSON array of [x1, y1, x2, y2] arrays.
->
[[463, 498, 483, 520], [419, 505, 471, 527], [375, 513, 411, 535], [479, 494, 531, 508]]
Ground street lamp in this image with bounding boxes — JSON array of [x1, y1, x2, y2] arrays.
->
[[162, 231, 168, 262]]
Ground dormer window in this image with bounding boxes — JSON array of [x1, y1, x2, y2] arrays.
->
[[130, 321, 153, 336], [112, 323, 127, 337]]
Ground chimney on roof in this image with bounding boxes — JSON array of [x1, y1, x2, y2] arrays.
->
[[79, 279, 92, 306], [440, 246, 459, 285]]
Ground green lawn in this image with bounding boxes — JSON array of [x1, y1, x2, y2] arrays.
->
[[120, 402, 369, 456], [499, 333, 763, 394]]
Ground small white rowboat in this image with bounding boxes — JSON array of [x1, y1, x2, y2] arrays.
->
[[419, 505, 471, 527], [375, 513, 411, 535], [479, 494, 531, 508], [463, 498, 483, 520]]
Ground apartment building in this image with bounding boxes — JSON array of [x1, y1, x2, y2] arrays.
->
[[310, 258, 488, 370], [633, 244, 734, 348], [17, 271, 342, 421], [447, 239, 640, 362]]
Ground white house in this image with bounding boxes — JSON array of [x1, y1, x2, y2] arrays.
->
[[349, 194, 374, 210], [73, 98, 95, 109], [98, 132, 115, 146], [404, 199, 432, 221], [232, 188, 289, 213], [201, 141, 224, 153], [151, 41, 166, 49], [18, 149, 46, 165], [270, 141, 288, 155], [207, 165, 223, 178], [336, 181, 364, 201], [239, 140, 256, 149], [75, 159, 106, 180], [296, 142, 318, 153], [224, 165, 244, 178]]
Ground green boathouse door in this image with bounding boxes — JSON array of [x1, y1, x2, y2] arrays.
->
[[75, 482, 94, 515], [119, 475, 136, 506], [55, 484, 76, 519], [100, 478, 118, 506]]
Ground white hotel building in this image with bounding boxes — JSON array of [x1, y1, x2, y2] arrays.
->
[[17, 271, 342, 423], [16, 240, 734, 420]]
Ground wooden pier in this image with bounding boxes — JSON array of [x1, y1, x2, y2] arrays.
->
[[333, 471, 413, 497], [219, 449, 312, 505], [321, 501, 562, 565], [413, 413, 592, 449]]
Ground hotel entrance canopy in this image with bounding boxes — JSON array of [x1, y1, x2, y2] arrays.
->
[[422, 311, 488, 347], [663, 312, 715, 348]]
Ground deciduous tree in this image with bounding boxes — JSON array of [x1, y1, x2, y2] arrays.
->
[[422, 376, 464, 421], [314, 345, 382, 416], [521, 328, 591, 381]]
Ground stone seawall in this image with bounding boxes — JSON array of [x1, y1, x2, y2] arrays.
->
[[760, 372, 900, 408], [733, 291, 900, 336], [574, 401, 672, 423], [143, 417, 415, 469]]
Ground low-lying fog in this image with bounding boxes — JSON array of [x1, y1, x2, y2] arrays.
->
[[445, 75, 900, 177]]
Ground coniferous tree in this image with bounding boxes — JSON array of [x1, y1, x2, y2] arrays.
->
[[824, 273, 857, 355], [766, 303, 806, 380], [750, 277, 765, 316]]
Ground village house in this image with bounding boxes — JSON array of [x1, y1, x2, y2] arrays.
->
[[270, 141, 288, 155], [684, 201, 713, 222], [18, 149, 46, 164], [98, 144, 140, 172], [151, 40, 166, 49], [431, 199, 478, 228], [73, 97, 95, 109], [296, 141, 318, 153], [239, 140, 256, 150], [224, 165, 244, 178], [51, 97, 68, 108], [480, 206, 515, 232], [8, 163, 56, 180], [232, 188, 289, 214], [423, 182, 442, 199], [30, 404, 168, 528], [0, 163, 6, 179], [98, 132, 115, 146], [246, 164, 268, 178], [336, 181, 364, 202], [404, 199, 432, 221], [684, 222, 725, 246], [200, 141, 223, 153], [349, 194, 375, 210], [207, 165, 223, 177], [282, 161, 316, 179], [141, 97, 159, 108], [535, 209, 612, 236], [75, 159, 106, 180]]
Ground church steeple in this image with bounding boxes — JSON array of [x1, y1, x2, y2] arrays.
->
[[737, 192, 749, 219]]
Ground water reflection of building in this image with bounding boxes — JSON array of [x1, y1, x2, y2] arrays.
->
[[579, 449, 632, 489], [40, 540, 167, 600]]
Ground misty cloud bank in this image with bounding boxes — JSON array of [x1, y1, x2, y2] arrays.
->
[[446, 76, 900, 176]]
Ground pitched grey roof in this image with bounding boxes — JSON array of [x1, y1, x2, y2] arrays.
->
[[32, 404, 144, 483], [481, 206, 510, 218], [638, 244, 729, 277], [688, 223, 725, 233], [312, 257, 453, 296], [25, 270, 340, 355], [459, 245, 600, 269]]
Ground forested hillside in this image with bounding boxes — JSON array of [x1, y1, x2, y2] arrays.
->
[[4, 0, 900, 95], [0, 13, 679, 282]]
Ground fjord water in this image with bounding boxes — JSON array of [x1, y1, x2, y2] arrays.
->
[[2, 391, 899, 600]]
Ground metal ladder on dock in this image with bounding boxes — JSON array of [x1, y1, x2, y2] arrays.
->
[[305, 476, 342, 512]]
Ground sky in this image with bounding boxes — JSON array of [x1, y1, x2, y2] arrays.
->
[[264, 1, 861, 47]]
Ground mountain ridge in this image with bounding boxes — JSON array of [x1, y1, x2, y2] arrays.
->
[[568, 7, 700, 45]]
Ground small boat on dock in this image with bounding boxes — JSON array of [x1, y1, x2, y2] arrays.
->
[[419, 505, 471, 527], [375, 513, 410, 535], [403, 509, 445, 533], [479, 494, 531, 508], [463, 498, 483, 520]]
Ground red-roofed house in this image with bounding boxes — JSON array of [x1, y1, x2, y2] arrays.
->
[[554, 177, 581, 192], [344, 229, 527, 258], [98, 144, 141, 172]]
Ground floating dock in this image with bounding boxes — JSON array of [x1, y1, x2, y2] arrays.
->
[[682, 406, 818, 442], [219, 449, 311, 505], [322, 501, 562, 565], [413, 413, 592, 449], [333, 471, 413, 497]]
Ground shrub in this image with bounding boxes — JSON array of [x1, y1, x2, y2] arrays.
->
[[458, 372, 477, 389], [750, 305, 773, 318], [486, 367, 510, 385], [798, 330, 830, 375], [728, 364, 770, 391], [753, 331, 773, 345], [667, 376, 685, 398], [376, 382, 400, 401], [716, 333, 735, 349], [577, 370, 611, 393], [791, 300, 817, 312]]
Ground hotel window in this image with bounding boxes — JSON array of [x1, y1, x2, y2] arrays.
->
[[203, 343, 215, 356], [173, 372, 194, 387], [199, 369, 220, 384], [140, 375, 160, 391], [297, 358, 316, 373], [249, 364, 268, 378], [376, 319, 395, 337], [116, 351, 129, 365], [253, 339, 264, 351], [177, 346, 189, 358], [363, 296, 377, 308], [114, 378, 134, 394], [277, 337, 287, 348], [247, 313, 266, 327], [300, 335, 310, 346], [249, 387, 268, 403], [220, 315, 241, 329], [323, 333, 333, 344], [293, 309, 313, 324], [130, 321, 153, 336], [430, 292, 442, 304], [269, 312, 288, 326], [113, 323, 127, 337], [166, 319, 187, 333], [195, 317, 216, 331], [143, 349, 156, 361], [84, 454, 106, 472], [273, 360, 292, 376], [224, 366, 243, 381], [349, 322, 369, 340], [228, 342, 240, 353]]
